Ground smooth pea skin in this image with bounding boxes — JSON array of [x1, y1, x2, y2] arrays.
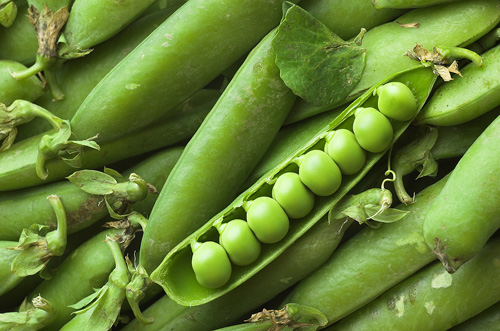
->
[[324, 129, 366, 175], [272, 172, 315, 219], [192, 241, 232, 289], [375, 82, 417, 121], [246, 197, 289, 244], [353, 107, 393, 153], [219, 219, 261, 266], [299, 150, 342, 196]]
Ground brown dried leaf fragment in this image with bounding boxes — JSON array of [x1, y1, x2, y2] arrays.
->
[[28, 5, 69, 58], [404, 43, 463, 81], [244, 307, 313, 331], [397, 21, 420, 28]]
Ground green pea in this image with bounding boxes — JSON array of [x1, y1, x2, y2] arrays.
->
[[272, 172, 315, 219], [219, 219, 261, 266], [375, 82, 417, 121], [353, 107, 393, 153], [246, 197, 289, 244], [299, 150, 342, 196], [191, 241, 232, 289], [324, 129, 366, 175]]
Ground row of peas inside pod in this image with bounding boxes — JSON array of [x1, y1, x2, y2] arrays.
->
[[190, 82, 418, 289]]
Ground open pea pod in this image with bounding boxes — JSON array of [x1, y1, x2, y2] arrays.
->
[[150, 65, 437, 306]]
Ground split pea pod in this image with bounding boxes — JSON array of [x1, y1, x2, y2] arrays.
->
[[139, 29, 297, 273], [279, 174, 449, 325], [149, 65, 437, 306], [0, 88, 219, 191], [16, 4, 182, 141], [328, 238, 500, 331], [285, 0, 500, 124], [415, 43, 500, 126], [122, 215, 352, 331], [422, 114, 500, 273]]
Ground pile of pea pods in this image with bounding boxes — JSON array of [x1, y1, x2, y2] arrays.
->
[[1, 0, 500, 330]]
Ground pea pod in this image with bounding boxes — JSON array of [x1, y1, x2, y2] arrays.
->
[[0, 145, 183, 241], [0, 61, 44, 106], [327, 238, 500, 331], [16, 4, 182, 141], [150, 65, 437, 306], [372, 0, 463, 8], [415, 43, 500, 126], [0, 88, 218, 191], [449, 300, 500, 331], [121, 214, 353, 331], [284, 0, 500, 124], [139, 29, 297, 273], [422, 113, 500, 273]]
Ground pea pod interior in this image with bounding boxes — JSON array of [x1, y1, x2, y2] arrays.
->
[[150, 65, 437, 306]]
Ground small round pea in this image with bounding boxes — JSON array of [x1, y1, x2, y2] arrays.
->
[[219, 219, 261, 266], [246, 197, 289, 244], [191, 241, 232, 288], [298, 150, 342, 196], [375, 82, 417, 121], [272, 172, 315, 219], [353, 107, 393, 153], [325, 129, 366, 175]]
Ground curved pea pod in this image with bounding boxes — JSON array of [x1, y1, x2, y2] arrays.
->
[[415, 43, 500, 126], [149, 65, 437, 306], [392, 107, 500, 204], [422, 114, 500, 273], [449, 300, 500, 331], [0, 60, 44, 106], [284, 0, 500, 123], [279, 174, 449, 326], [121, 214, 352, 331], [139, 29, 297, 273], [16, 4, 182, 141], [0, 145, 183, 241], [0, 88, 218, 191], [328, 238, 500, 331]]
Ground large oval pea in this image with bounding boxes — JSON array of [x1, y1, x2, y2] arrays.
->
[[246, 197, 289, 244], [218, 219, 261, 266], [272, 172, 315, 219], [325, 129, 366, 175], [298, 150, 342, 196], [375, 82, 417, 121], [353, 107, 393, 153], [191, 241, 232, 288]]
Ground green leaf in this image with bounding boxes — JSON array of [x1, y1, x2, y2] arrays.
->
[[272, 3, 366, 107], [365, 206, 410, 223], [67, 170, 117, 195]]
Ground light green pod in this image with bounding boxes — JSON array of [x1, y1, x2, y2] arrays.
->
[[0, 61, 44, 105], [415, 43, 500, 126]]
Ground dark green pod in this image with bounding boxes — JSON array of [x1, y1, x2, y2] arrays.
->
[[150, 65, 437, 306], [328, 238, 500, 331], [423, 114, 500, 273], [449, 300, 500, 331]]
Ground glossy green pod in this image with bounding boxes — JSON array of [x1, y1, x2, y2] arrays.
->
[[373, 0, 462, 8], [415, 43, 500, 126], [0, 88, 219, 191], [139, 29, 296, 273], [423, 114, 500, 273], [150, 65, 437, 306], [327, 238, 500, 331], [285, 0, 500, 124], [280, 174, 449, 325]]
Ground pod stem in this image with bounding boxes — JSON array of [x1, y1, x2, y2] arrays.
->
[[434, 45, 483, 67], [45, 194, 68, 256]]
